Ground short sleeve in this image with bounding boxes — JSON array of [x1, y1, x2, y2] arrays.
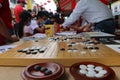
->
[[29, 20, 39, 30]]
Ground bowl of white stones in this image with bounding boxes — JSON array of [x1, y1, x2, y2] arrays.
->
[[70, 62, 115, 80]]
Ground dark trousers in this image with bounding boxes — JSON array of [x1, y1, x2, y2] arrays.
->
[[94, 19, 115, 34], [14, 23, 19, 37]]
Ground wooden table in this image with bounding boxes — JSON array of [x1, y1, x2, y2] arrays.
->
[[0, 38, 120, 80], [0, 67, 120, 80]]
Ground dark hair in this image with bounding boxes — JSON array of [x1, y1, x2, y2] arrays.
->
[[27, 9, 32, 13], [18, 10, 32, 38], [36, 11, 49, 19], [17, 0, 26, 4], [36, 11, 44, 19], [56, 7, 61, 13], [43, 11, 49, 17]]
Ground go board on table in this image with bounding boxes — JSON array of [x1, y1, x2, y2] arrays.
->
[[0, 36, 120, 67]]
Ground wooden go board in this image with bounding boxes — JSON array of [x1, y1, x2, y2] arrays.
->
[[0, 38, 120, 67]]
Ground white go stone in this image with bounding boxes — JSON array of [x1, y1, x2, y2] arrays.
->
[[79, 70, 88, 75], [87, 64, 95, 68], [86, 73, 95, 77], [81, 51, 86, 55], [73, 49, 78, 53], [87, 67, 95, 71], [67, 49, 72, 53], [89, 43, 94, 46], [91, 49, 96, 53], [87, 45, 93, 48], [95, 66, 103, 71], [79, 65, 87, 70], [75, 42, 79, 45], [87, 71, 96, 76], [99, 70, 107, 75], [95, 73, 104, 78]]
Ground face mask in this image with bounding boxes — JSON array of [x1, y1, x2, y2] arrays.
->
[[40, 20, 46, 25]]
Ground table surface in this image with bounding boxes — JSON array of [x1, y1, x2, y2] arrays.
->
[[0, 67, 120, 80], [0, 38, 120, 80]]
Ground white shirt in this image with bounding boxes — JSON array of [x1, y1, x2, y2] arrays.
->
[[24, 25, 33, 34], [29, 20, 39, 31], [62, 0, 113, 27]]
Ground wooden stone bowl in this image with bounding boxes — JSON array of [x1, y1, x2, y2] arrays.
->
[[70, 62, 115, 80], [21, 62, 65, 80]]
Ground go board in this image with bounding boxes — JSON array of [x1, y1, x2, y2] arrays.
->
[[0, 37, 120, 67]]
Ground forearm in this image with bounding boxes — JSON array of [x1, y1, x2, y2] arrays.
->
[[62, 0, 87, 27], [36, 27, 45, 33], [0, 18, 13, 41]]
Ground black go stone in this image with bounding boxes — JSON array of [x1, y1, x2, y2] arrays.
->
[[83, 47, 88, 50], [39, 50, 45, 53], [94, 47, 99, 50], [68, 44, 72, 47], [60, 48, 65, 51], [44, 70, 52, 75], [71, 42, 75, 44], [25, 51, 31, 54], [35, 40, 38, 42], [34, 65, 41, 71], [31, 51, 37, 54], [17, 50, 23, 52], [40, 67, 48, 72], [89, 47, 94, 50]]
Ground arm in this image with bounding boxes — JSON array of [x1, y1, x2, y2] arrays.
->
[[62, 0, 87, 27], [70, 23, 92, 32], [30, 20, 45, 33], [35, 27, 45, 33], [0, 18, 19, 42]]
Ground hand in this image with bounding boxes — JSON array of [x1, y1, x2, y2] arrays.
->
[[60, 25, 70, 31], [60, 27, 70, 31], [10, 36, 19, 43], [83, 27, 91, 32], [83, 23, 93, 32]]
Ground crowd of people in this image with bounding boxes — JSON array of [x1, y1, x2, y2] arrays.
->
[[0, 0, 115, 45]]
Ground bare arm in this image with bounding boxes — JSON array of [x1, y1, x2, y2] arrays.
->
[[35, 27, 45, 33], [70, 23, 93, 32]]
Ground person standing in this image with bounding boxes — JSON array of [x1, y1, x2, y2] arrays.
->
[[14, 0, 26, 23], [0, 0, 19, 45], [62, 0, 115, 34], [0, 18, 19, 45], [14, 0, 26, 37]]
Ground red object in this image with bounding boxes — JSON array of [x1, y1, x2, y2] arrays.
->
[[100, 0, 108, 5], [33, 6, 36, 9], [44, 3, 47, 5], [14, 4, 24, 23], [60, 0, 71, 9], [71, 0, 76, 10], [0, 0, 13, 45], [61, 8, 65, 12], [47, 0, 51, 3]]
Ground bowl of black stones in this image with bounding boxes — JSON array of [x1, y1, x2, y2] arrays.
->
[[21, 62, 65, 80], [70, 62, 115, 80]]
